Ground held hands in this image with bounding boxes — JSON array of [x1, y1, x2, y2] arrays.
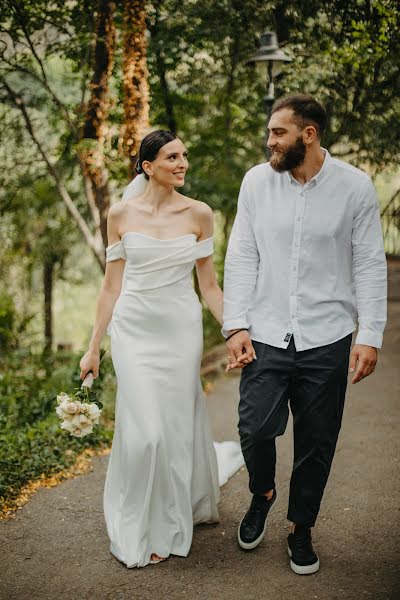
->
[[225, 330, 257, 372], [349, 344, 377, 384], [225, 337, 378, 380], [79, 350, 100, 380]]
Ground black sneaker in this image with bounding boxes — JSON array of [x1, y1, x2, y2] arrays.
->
[[238, 489, 277, 550], [287, 525, 320, 575]]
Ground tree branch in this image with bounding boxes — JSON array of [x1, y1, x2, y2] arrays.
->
[[11, 2, 50, 88], [1, 78, 105, 270], [0, 52, 77, 136]]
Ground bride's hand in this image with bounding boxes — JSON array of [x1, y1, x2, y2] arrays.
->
[[225, 357, 247, 372], [79, 350, 100, 380], [225, 330, 257, 372]]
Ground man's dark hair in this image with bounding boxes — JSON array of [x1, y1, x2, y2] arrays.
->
[[271, 94, 327, 139], [136, 130, 177, 179]]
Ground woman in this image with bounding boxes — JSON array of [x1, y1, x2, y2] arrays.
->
[[80, 130, 246, 568]]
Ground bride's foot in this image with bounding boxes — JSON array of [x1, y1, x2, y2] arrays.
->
[[149, 553, 167, 564]]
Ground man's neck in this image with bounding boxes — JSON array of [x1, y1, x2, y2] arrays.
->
[[290, 147, 325, 185]]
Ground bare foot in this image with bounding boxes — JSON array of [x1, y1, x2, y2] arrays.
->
[[150, 553, 167, 564]]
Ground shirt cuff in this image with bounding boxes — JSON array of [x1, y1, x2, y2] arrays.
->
[[221, 319, 249, 339], [355, 329, 383, 348]]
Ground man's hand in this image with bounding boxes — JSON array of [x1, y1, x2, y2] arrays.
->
[[349, 344, 378, 384], [225, 330, 257, 372]]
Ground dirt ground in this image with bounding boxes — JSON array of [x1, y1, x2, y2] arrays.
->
[[1, 303, 399, 600]]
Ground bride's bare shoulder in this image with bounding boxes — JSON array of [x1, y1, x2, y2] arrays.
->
[[181, 195, 213, 219], [108, 201, 130, 221], [179, 196, 214, 238]]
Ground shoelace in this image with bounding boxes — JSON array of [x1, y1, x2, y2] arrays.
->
[[245, 497, 268, 525], [291, 527, 312, 554]]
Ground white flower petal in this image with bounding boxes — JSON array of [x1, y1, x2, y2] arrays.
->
[[88, 403, 101, 417], [57, 393, 70, 404]]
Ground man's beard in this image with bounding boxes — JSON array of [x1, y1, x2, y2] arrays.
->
[[269, 136, 306, 172]]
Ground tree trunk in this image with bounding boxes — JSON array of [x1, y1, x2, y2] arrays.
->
[[80, 0, 116, 251], [122, 0, 150, 176], [43, 257, 55, 355], [150, 1, 177, 134], [156, 57, 177, 134]]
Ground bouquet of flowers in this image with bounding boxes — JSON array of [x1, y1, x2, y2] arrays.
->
[[55, 350, 106, 438]]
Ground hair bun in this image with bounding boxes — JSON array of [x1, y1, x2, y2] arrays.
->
[[135, 160, 143, 175]]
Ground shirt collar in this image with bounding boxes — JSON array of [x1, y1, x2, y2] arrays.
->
[[286, 148, 331, 186]]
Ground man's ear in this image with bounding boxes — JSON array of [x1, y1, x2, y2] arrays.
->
[[303, 125, 318, 145]]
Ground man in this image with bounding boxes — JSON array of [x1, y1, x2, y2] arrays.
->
[[223, 94, 387, 575]]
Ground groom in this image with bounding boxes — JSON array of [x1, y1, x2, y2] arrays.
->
[[223, 94, 387, 575]]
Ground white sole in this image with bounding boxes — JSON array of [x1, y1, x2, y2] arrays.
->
[[288, 547, 320, 575], [237, 499, 275, 550]]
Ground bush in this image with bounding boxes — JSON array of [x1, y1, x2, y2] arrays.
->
[[0, 415, 113, 505], [0, 292, 16, 353], [0, 350, 116, 512]]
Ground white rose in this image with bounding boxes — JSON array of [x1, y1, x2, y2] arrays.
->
[[77, 414, 92, 427], [81, 424, 93, 436], [63, 412, 74, 421], [71, 424, 93, 437], [65, 402, 79, 414], [56, 405, 67, 418], [57, 393, 70, 405], [80, 403, 89, 414], [60, 419, 74, 431], [70, 414, 81, 427], [88, 403, 101, 418]]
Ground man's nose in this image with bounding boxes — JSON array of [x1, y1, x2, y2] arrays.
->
[[267, 133, 275, 148]]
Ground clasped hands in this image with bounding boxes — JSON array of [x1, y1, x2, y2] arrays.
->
[[225, 332, 378, 384], [225, 330, 256, 372]]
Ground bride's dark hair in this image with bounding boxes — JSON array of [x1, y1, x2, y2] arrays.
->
[[135, 130, 177, 180]]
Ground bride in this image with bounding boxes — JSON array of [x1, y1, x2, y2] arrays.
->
[[79, 130, 245, 568]]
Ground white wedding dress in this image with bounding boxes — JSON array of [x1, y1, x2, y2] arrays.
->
[[103, 231, 243, 568]]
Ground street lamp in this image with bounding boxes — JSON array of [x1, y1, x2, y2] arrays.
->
[[248, 31, 292, 112]]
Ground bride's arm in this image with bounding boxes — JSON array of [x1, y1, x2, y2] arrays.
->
[[196, 256, 223, 325], [79, 206, 125, 379], [195, 203, 223, 325]]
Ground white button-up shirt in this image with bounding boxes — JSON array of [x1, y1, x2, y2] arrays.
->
[[223, 150, 387, 350]]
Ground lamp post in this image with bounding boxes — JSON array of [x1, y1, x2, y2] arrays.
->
[[248, 31, 292, 147]]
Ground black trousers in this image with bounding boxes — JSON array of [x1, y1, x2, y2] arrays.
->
[[239, 334, 352, 527]]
